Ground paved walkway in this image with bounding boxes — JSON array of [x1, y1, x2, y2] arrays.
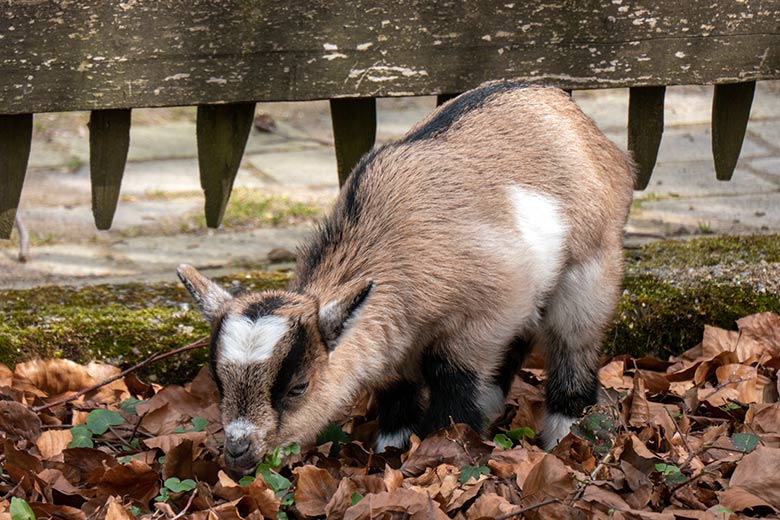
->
[[1, 83, 778, 288]]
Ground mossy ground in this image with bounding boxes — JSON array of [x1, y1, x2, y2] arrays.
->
[[0, 272, 290, 383], [1, 235, 779, 383]]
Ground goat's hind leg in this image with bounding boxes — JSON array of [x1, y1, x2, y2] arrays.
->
[[541, 252, 622, 449]]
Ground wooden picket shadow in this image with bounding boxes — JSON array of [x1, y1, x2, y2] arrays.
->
[[196, 102, 256, 228], [628, 86, 666, 190], [712, 81, 756, 181], [90, 109, 132, 230], [0, 114, 33, 239], [330, 98, 377, 186]]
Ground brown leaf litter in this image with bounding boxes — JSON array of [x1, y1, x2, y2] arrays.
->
[[2, 313, 780, 518]]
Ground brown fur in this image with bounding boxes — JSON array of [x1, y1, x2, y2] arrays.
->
[[179, 83, 634, 475]]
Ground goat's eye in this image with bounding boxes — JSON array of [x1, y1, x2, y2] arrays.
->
[[287, 382, 308, 398]]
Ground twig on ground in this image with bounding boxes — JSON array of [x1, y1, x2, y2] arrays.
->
[[494, 498, 562, 520], [446, 416, 476, 466], [171, 487, 199, 520], [32, 336, 209, 412], [665, 407, 695, 464], [1, 478, 25, 501]]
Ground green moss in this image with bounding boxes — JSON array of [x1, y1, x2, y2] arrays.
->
[[0, 272, 289, 383], [628, 234, 780, 269], [606, 274, 780, 358], [191, 189, 326, 231], [2, 235, 779, 382]]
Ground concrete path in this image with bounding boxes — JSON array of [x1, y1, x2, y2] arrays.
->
[[1, 83, 778, 288]]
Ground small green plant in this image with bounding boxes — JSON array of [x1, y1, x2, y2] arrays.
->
[[316, 423, 351, 457], [119, 397, 146, 414], [351, 492, 364, 506], [66, 155, 84, 172], [571, 410, 616, 457], [237, 444, 300, 514], [493, 426, 535, 449], [731, 433, 759, 453], [173, 417, 208, 433], [155, 477, 197, 503], [459, 465, 490, 484], [10, 497, 36, 520], [68, 409, 126, 448], [655, 463, 687, 485], [697, 221, 714, 234]]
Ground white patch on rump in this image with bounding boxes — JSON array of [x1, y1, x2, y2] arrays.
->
[[507, 185, 569, 296], [375, 428, 412, 453], [220, 314, 289, 364]]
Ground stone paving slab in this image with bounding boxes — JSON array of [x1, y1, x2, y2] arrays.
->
[[0, 226, 312, 289], [638, 160, 776, 198], [636, 192, 780, 235], [246, 148, 340, 189], [3, 82, 779, 288]]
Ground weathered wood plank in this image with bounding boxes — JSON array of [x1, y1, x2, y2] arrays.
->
[[89, 109, 132, 230], [0, 114, 33, 239], [628, 86, 666, 190], [712, 82, 756, 181], [0, 1, 777, 114], [330, 98, 377, 186], [197, 102, 256, 228]]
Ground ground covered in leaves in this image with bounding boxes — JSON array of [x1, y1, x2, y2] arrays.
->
[[3, 313, 780, 519]]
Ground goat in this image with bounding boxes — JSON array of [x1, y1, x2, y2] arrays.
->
[[178, 81, 634, 477]]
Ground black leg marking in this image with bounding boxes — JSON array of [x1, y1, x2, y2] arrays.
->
[[495, 335, 533, 396], [376, 379, 424, 437], [545, 335, 600, 418], [420, 351, 484, 436]]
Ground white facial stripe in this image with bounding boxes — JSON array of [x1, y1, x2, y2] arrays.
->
[[220, 314, 289, 364], [225, 417, 262, 440], [507, 185, 569, 293]]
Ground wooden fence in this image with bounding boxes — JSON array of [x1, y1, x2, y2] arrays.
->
[[1, 0, 778, 239]]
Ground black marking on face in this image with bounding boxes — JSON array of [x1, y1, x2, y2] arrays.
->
[[270, 322, 309, 413], [209, 315, 226, 395], [421, 351, 484, 436], [376, 379, 424, 435], [401, 81, 529, 144], [243, 295, 287, 320], [495, 335, 533, 395]]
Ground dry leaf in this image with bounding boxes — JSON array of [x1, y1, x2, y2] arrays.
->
[[36, 429, 73, 459], [0, 400, 42, 441], [343, 488, 449, 520], [293, 465, 339, 517]]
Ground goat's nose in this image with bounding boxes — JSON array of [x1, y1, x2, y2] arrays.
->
[[225, 437, 251, 459]]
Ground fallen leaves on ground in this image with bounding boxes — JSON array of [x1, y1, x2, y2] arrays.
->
[[2, 313, 780, 519]]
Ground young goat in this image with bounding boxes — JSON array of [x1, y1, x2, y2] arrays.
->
[[178, 81, 634, 477]]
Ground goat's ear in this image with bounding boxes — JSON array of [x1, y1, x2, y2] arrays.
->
[[318, 279, 374, 351], [176, 264, 233, 320]]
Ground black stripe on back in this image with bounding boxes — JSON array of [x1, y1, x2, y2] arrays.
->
[[401, 81, 529, 144]]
